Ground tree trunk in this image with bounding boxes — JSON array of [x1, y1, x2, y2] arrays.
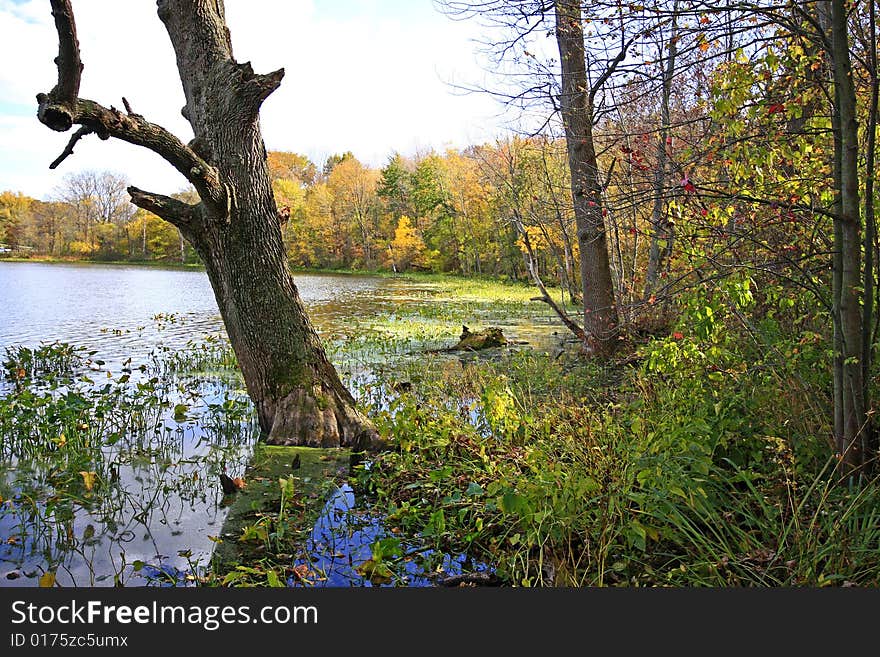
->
[[830, 0, 868, 471], [644, 2, 679, 299], [37, 0, 378, 450], [862, 0, 878, 425], [554, 0, 619, 355]]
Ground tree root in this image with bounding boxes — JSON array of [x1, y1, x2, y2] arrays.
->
[[264, 384, 382, 451]]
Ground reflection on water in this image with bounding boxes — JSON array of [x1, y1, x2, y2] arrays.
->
[[0, 261, 560, 587], [292, 484, 490, 587], [0, 262, 389, 587], [0, 375, 257, 587], [0, 261, 384, 370]]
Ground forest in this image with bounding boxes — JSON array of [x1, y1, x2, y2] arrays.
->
[[2, 0, 880, 590]]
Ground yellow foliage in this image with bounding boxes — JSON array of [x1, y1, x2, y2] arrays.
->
[[517, 225, 562, 255], [272, 178, 305, 211], [68, 240, 94, 256], [388, 216, 426, 271]]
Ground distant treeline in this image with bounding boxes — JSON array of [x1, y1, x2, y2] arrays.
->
[[0, 139, 585, 288]]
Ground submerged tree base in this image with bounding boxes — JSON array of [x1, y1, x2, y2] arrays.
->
[[263, 384, 382, 451]]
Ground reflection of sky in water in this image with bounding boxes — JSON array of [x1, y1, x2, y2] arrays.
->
[[0, 262, 385, 371], [0, 263, 547, 587], [290, 485, 491, 588], [0, 380, 257, 587], [0, 264, 390, 587], [131, 484, 493, 589]]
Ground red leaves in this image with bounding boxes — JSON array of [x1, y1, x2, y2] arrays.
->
[[681, 176, 696, 194], [767, 102, 785, 115]]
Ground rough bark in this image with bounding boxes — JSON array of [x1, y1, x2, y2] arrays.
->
[[862, 0, 878, 420], [830, 0, 868, 471], [554, 0, 619, 355], [37, 0, 379, 450]]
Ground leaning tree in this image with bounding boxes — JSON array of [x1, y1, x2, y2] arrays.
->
[[36, 0, 379, 450]]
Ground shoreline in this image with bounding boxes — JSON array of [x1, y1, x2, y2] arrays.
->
[[0, 257, 540, 287]]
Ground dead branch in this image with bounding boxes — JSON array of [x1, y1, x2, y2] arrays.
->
[[127, 186, 200, 232], [47, 0, 81, 111], [237, 63, 285, 115], [49, 125, 92, 169], [36, 0, 227, 218]]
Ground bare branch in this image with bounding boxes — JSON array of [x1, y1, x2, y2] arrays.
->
[[38, 94, 227, 212], [49, 125, 92, 169], [122, 96, 139, 117], [589, 35, 639, 103], [515, 211, 587, 343], [36, 0, 227, 219], [127, 185, 200, 231], [48, 0, 81, 110]]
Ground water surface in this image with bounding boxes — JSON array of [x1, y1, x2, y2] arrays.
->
[[0, 261, 560, 586], [0, 261, 384, 586], [0, 261, 382, 368]]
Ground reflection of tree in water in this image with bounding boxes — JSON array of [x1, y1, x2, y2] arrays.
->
[[0, 348, 257, 586], [292, 484, 491, 588]]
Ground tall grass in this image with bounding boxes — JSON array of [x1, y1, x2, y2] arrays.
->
[[355, 340, 880, 587]]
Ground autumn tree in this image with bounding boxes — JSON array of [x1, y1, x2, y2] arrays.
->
[[322, 151, 355, 178], [54, 170, 132, 257], [36, 0, 378, 449], [441, 0, 677, 352], [411, 153, 458, 270], [296, 181, 337, 267], [326, 156, 380, 268], [0, 192, 33, 249], [553, 0, 621, 354], [388, 215, 427, 271], [267, 150, 317, 187], [377, 152, 415, 220], [483, 136, 584, 334]]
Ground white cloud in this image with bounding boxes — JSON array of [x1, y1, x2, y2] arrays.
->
[[0, 0, 510, 199]]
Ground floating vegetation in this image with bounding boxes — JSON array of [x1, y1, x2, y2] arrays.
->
[[0, 274, 568, 587], [3, 341, 91, 384], [0, 339, 257, 586]]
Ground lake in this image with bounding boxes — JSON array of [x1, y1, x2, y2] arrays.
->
[[0, 261, 384, 368], [0, 261, 394, 587], [0, 261, 560, 587]]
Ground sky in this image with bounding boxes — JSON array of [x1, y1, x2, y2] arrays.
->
[[0, 0, 513, 200]]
